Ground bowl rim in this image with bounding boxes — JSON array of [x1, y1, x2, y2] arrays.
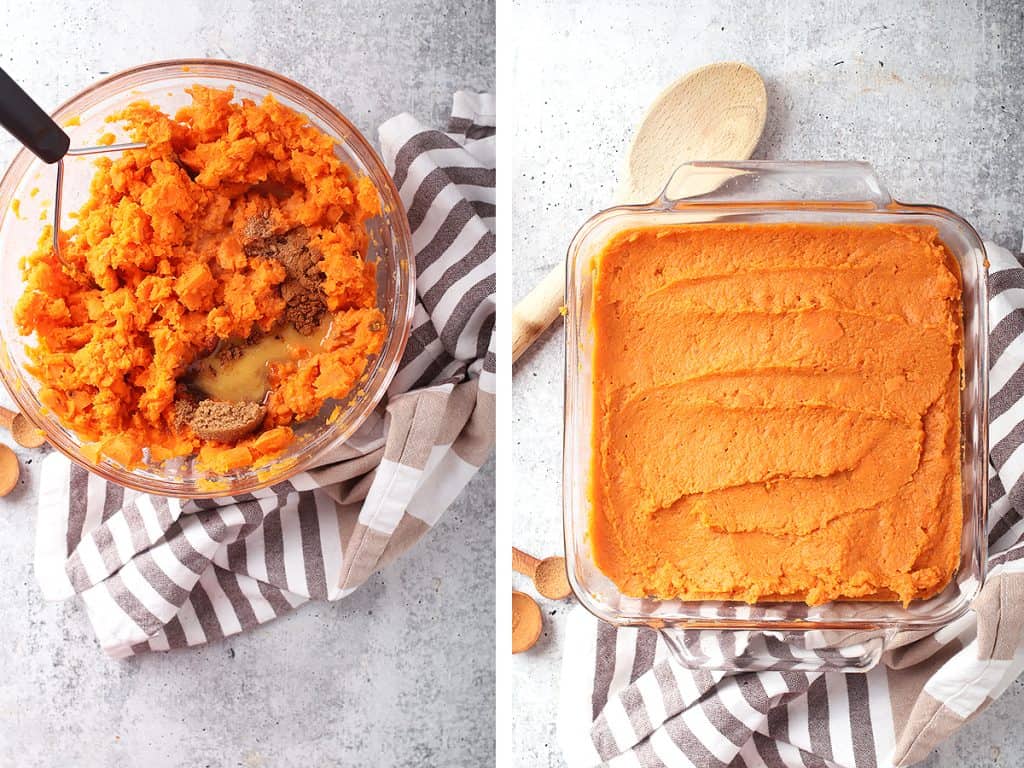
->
[[0, 58, 416, 498]]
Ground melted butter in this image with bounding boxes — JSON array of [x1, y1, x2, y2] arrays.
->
[[191, 320, 329, 403]]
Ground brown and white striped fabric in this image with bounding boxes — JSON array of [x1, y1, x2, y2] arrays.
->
[[32, 91, 495, 658], [560, 241, 1024, 767]]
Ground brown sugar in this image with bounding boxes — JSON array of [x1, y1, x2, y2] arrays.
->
[[172, 395, 197, 431], [244, 223, 327, 335], [511, 591, 543, 654], [188, 400, 266, 442]]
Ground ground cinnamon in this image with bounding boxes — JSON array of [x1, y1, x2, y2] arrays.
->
[[533, 557, 571, 601], [244, 223, 327, 335]]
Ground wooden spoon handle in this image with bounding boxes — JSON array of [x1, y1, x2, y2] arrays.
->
[[0, 405, 16, 430], [511, 263, 564, 363], [512, 546, 541, 577]]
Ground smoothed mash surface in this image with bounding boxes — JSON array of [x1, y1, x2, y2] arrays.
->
[[589, 223, 963, 606]]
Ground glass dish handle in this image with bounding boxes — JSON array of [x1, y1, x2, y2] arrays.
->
[[657, 160, 894, 209], [658, 626, 892, 673]]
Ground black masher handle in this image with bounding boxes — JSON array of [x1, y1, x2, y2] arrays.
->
[[0, 65, 70, 164]]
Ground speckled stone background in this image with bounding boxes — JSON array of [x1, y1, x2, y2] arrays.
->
[[510, 1, 1023, 766], [0, 1, 494, 766]]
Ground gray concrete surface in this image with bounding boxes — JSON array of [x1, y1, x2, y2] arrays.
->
[[509, 1, 1024, 766], [0, 1, 495, 766]]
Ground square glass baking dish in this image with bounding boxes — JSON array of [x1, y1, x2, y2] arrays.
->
[[563, 161, 989, 672]]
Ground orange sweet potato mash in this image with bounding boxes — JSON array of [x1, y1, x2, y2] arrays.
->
[[589, 223, 963, 606], [15, 86, 385, 471]]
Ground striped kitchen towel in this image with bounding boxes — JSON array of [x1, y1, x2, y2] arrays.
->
[[559, 241, 1024, 767], [31, 91, 496, 658]]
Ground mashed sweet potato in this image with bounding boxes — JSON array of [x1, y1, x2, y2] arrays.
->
[[15, 86, 386, 470], [589, 223, 963, 606]]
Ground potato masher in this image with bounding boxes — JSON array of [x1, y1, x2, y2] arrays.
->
[[0, 65, 145, 268]]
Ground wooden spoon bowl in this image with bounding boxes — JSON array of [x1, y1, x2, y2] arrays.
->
[[0, 405, 46, 449], [512, 590, 543, 654], [620, 62, 766, 203], [0, 444, 20, 496], [511, 62, 767, 362], [513, 546, 572, 600]]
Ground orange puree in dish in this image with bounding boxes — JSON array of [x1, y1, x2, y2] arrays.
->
[[15, 86, 385, 470], [589, 223, 963, 606]]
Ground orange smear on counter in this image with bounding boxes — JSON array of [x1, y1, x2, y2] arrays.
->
[[15, 85, 385, 472], [589, 223, 963, 606]]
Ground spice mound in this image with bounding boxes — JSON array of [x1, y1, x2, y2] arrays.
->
[[15, 86, 387, 471], [589, 223, 963, 606]]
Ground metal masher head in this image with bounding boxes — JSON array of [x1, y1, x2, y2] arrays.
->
[[52, 142, 146, 268], [0, 66, 145, 274]]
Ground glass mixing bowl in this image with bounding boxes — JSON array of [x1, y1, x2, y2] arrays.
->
[[0, 60, 415, 497]]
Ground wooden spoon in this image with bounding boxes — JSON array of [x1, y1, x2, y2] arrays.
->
[[0, 444, 20, 496], [0, 405, 47, 448], [511, 62, 767, 362], [513, 546, 572, 600], [512, 590, 543, 654]]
